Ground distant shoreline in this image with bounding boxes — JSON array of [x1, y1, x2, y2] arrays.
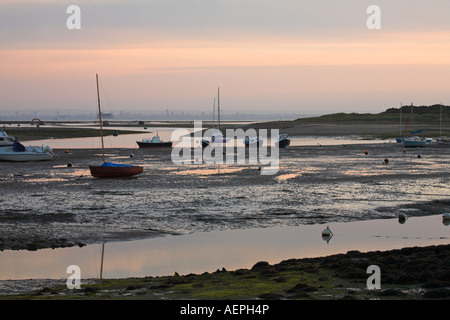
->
[[2, 119, 444, 141]]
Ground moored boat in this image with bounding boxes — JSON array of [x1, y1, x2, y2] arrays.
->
[[89, 162, 143, 178], [202, 87, 229, 147], [137, 134, 172, 148], [403, 136, 425, 148], [244, 136, 263, 147], [0, 139, 54, 161], [0, 129, 15, 148], [90, 74, 143, 178], [277, 134, 291, 148]]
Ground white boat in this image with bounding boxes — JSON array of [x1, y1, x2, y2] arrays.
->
[[0, 129, 15, 148], [403, 136, 425, 148], [401, 103, 427, 147], [437, 137, 450, 145], [0, 139, 55, 161]]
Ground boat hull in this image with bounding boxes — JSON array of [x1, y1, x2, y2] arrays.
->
[[403, 141, 425, 148], [137, 141, 172, 148], [0, 152, 54, 162], [89, 165, 143, 178], [278, 138, 291, 148]]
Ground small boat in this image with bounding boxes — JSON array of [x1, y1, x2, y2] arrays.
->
[[437, 137, 450, 145], [402, 104, 426, 148], [403, 136, 425, 148], [90, 74, 143, 178], [244, 136, 263, 147], [0, 139, 54, 162], [436, 104, 450, 145], [89, 162, 143, 178], [0, 129, 15, 148], [277, 134, 291, 148], [137, 134, 172, 148]]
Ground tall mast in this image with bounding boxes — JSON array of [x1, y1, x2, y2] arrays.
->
[[212, 97, 216, 129], [440, 102, 443, 137], [217, 87, 220, 132], [96, 73, 105, 163], [400, 102, 402, 138], [100, 243, 104, 280]]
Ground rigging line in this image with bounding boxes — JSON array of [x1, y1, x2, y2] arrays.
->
[[99, 82, 114, 114]]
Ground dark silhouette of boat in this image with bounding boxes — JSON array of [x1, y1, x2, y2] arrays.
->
[[277, 134, 291, 148], [137, 134, 172, 148]]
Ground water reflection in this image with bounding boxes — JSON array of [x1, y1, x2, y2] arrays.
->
[[0, 215, 448, 281]]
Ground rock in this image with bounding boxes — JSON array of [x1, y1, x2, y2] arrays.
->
[[287, 282, 318, 293], [423, 288, 450, 299]]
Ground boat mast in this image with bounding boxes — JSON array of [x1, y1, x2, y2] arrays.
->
[[400, 102, 402, 138], [100, 243, 104, 280], [96, 73, 105, 163], [440, 102, 443, 137], [217, 87, 220, 132], [212, 97, 216, 129]]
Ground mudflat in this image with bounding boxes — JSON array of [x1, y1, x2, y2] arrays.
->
[[1, 140, 449, 251]]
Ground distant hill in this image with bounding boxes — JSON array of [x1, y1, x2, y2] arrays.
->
[[227, 104, 450, 138], [295, 104, 450, 124]]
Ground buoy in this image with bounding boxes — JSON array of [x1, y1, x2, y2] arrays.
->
[[67, 163, 72, 167], [365, 150, 368, 155], [65, 150, 69, 153], [321, 225, 333, 244], [403, 149, 406, 153], [384, 158, 389, 164], [398, 213, 407, 224], [130, 153, 134, 158], [322, 225, 333, 237], [443, 213, 450, 226], [417, 154, 421, 158]]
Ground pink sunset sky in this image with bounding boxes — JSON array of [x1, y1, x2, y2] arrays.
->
[[1, 0, 450, 116]]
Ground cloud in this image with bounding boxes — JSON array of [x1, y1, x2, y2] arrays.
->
[[2, 0, 450, 50]]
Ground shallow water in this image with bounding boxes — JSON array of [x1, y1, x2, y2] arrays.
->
[[0, 215, 448, 289]]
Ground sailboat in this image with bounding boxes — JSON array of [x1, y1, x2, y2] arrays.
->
[[403, 103, 426, 148], [396, 103, 404, 143], [89, 74, 143, 178], [436, 103, 450, 145], [202, 87, 229, 147]]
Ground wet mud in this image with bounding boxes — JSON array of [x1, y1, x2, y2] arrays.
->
[[1, 142, 450, 251]]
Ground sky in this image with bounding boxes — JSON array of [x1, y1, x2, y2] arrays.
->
[[1, 0, 450, 116]]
